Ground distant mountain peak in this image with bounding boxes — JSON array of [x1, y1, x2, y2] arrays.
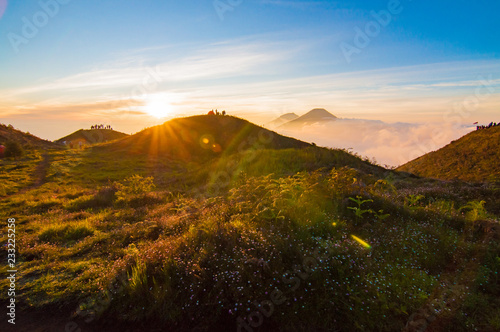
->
[[279, 113, 300, 120], [266, 113, 299, 128], [279, 108, 337, 129], [301, 108, 337, 119]]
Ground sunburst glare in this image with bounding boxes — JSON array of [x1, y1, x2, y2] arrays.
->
[[144, 94, 174, 119]]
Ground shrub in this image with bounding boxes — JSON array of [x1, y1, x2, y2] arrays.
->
[[460, 200, 487, 222], [115, 175, 156, 201], [4, 141, 24, 158]]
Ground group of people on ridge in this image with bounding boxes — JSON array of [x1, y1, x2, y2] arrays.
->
[[91, 124, 113, 130], [476, 122, 499, 130], [207, 109, 226, 116]]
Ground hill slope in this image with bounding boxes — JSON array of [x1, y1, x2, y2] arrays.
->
[[95, 115, 312, 161], [397, 125, 500, 182], [0, 123, 58, 149], [279, 108, 337, 129], [56, 129, 129, 146]]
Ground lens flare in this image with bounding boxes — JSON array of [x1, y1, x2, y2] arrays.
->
[[351, 235, 371, 249]]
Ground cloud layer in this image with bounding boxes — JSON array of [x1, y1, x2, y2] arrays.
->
[[276, 119, 474, 167]]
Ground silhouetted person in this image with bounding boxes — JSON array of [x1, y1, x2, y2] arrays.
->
[[222, 110, 226, 116]]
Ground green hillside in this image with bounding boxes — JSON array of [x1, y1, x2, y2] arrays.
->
[[1, 116, 499, 332], [398, 126, 500, 182]]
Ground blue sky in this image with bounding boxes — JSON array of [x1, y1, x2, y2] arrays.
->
[[0, 0, 499, 140]]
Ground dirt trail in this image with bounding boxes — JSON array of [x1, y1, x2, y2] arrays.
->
[[31, 153, 51, 188]]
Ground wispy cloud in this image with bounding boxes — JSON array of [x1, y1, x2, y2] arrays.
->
[[0, 39, 295, 101], [149, 59, 500, 123], [0, 99, 145, 119], [1, 35, 499, 142]]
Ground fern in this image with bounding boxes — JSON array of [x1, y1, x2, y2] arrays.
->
[[348, 196, 373, 219]]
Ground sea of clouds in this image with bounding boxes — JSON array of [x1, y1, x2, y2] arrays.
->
[[275, 119, 474, 167]]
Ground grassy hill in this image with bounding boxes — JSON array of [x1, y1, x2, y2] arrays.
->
[[96, 115, 311, 159], [86, 115, 382, 188], [0, 123, 59, 150], [398, 126, 500, 182], [56, 128, 129, 146], [1, 115, 499, 332]]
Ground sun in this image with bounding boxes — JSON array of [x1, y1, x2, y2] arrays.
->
[[144, 94, 173, 119]]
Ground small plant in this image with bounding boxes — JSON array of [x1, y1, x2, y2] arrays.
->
[[405, 194, 424, 210], [328, 167, 363, 198], [371, 179, 397, 196], [459, 200, 487, 223], [348, 195, 373, 219], [374, 209, 390, 221]]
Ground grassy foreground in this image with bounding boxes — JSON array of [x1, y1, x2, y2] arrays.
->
[[1, 145, 499, 331]]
